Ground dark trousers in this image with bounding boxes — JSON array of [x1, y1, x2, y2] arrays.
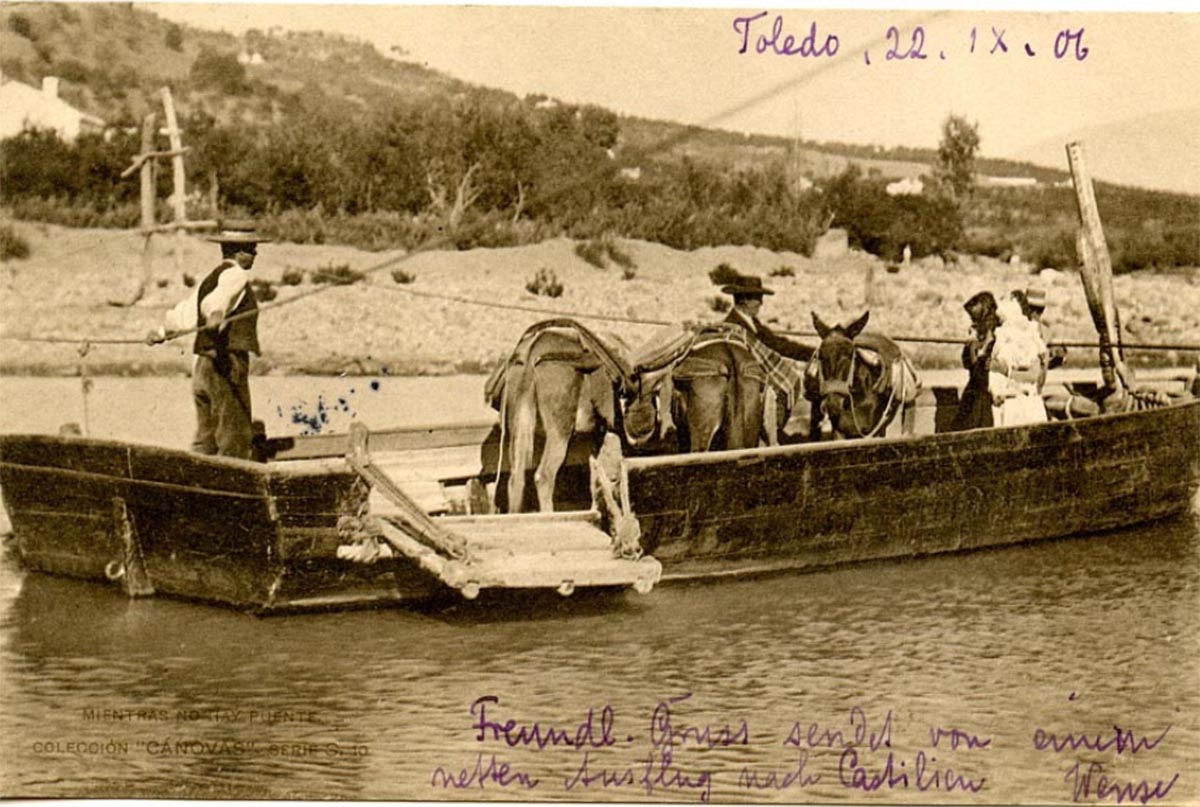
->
[[192, 352, 253, 460]]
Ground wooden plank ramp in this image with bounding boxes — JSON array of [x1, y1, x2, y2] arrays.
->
[[345, 424, 661, 600]]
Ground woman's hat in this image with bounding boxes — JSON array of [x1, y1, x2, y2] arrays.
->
[[205, 219, 272, 244], [721, 274, 775, 296]]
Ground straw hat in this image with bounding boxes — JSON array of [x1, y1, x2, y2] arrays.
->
[[205, 219, 272, 244], [1024, 287, 1047, 310], [721, 274, 775, 296]]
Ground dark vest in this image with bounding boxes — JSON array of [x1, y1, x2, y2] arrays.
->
[[193, 260, 260, 356]]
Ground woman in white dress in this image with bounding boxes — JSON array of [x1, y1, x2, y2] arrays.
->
[[988, 296, 1049, 426]]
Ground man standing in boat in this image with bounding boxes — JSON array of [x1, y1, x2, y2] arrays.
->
[[147, 221, 269, 460], [721, 274, 814, 361]]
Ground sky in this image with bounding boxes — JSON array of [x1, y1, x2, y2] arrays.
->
[[145, 3, 1200, 192]]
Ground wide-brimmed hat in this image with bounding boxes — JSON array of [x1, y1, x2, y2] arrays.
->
[[1024, 287, 1047, 309], [205, 219, 272, 245], [721, 274, 775, 297]]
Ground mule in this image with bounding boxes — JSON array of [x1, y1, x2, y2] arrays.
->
[[806, 311, 920, 440], [492, 325, 647, 513], [669, 340, 767, 451], [625, 327, 771, 453]]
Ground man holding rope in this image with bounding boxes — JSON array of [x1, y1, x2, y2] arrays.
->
[[147, 221, 269, 460]]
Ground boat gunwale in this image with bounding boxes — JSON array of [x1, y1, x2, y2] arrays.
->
[[623, 396, 1200, 471]]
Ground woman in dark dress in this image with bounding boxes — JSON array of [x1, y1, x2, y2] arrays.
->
[[951, 291, 999, 431]]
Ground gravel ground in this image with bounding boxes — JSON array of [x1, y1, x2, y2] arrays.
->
[[2, 220, 1197, 376]]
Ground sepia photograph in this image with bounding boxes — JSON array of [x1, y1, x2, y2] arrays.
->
[[0, 1, 1197, 802]]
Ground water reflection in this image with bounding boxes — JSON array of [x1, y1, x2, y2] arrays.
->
[[2, 514, 1197, 801]]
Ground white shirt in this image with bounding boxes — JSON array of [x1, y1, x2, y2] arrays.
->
[[162, 260, 249, 336]]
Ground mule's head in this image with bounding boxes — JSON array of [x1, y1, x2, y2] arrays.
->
[[809, 311, 871, 426], [620, 373, 662, 447]]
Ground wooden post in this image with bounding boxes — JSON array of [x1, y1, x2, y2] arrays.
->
[[161, 87, 187, 278], [77, 341, 92, 436], [138, 112, 157, 301], [1066, 141, 1129, 392], [113, 497, 155, 597], [863, 262, 878, 307]]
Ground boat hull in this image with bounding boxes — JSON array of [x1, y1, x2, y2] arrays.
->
[[0, 435, 424, 611], [2, 396, 1197, 610], [625, 399, 1200, 579]]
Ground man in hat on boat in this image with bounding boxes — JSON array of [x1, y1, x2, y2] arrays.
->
[[721, 274, 814, 361], [147, 220, 270, 460]]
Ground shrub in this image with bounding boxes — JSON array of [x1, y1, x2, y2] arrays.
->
[[53, 58, 90, 84], [823, 167, 963, 260], [7, 13, 33, 39], [190, 48, 248, 95], [165, 23, 184, 51], [391, 269, 415, 284], [708, 295, 731, 313], [603, 234, 635, 270], [250, 279, 278, 302], [574, 239, 607, 269], [280, 267, 305, 286], [769, 265, 795, 278], [620, 264, 637, 281], [960, 229, 1014, 261], [1, 225, 31, 260], [525, 268, 563, 298], [310, 263, 363, 285], [708, 262, 741, 286], [1022, 228, 1076, 271], [1110, 226, 1200, 273]]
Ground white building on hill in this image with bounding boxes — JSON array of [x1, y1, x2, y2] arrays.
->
[[977, 175, 1039, 188], [0, 74, 105, 141], [885, 176, 924, 196]]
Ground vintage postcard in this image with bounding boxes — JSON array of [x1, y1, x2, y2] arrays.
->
[[0, 1, 1197, 803]]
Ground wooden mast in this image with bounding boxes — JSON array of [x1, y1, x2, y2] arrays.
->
[[1066, 141, 1130, 404]]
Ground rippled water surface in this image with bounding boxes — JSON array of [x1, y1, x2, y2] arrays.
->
[[1, 377, 1197, 802]]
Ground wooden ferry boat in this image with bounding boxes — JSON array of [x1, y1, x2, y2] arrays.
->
[[1, 376, 1196, 613], [2, 148, 1195, 614]]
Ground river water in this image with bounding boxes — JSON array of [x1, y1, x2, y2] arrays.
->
[[1, 376, 1197, 802]]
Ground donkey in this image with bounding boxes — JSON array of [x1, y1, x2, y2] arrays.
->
[[806, 311, 920, 440], [668, 340, 767, 451], [624, 325, 772, 454], [491, 323, 644, 513]]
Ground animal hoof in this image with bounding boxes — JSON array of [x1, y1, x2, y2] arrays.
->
[[557, 581, 576, 597]]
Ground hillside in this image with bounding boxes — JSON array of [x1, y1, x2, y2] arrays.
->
[[2, 3, 1196, 276], [2, 2, 1068, 183], [0, 3, 480, 127]]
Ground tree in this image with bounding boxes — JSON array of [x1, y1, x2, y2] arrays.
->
[[935, 115, 981, 199], [164, 23, 184, 52], [190, 48, 247, 95]]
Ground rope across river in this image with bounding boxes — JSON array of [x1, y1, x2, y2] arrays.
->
[[4, 270, 1198, 353]]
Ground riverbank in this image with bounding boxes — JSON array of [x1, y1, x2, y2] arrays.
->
[[2, 221, 1197, 376]]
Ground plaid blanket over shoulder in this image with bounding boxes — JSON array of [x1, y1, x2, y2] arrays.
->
[[632, 323, 807, 411]]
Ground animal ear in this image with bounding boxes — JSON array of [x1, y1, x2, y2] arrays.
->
[[856, 347, 881, 368], [846, 311, 870, 339], [812, 312, 831, 339]]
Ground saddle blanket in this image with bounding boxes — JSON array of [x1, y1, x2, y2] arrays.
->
[[632, 323, 807, 410], [485, 319, 634, 410]]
